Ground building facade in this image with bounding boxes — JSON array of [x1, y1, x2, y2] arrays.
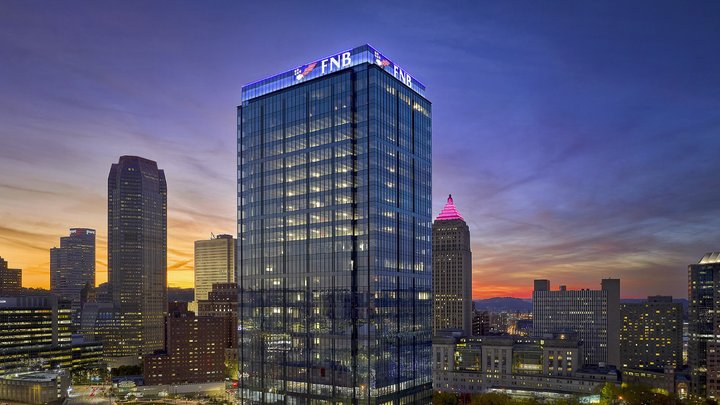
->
[[197, 282, 239, 379], [689, 252, 720, 398], [620, 296, 683, 370], [238, 44, 432, 403], [0, 257, 22, 295], [432, 334, 618, 396], [472, 311, 490, 336], [144, 304, 226, 385], [77, 301, 114, 344], [432, 195, 472, 335], [623, 368, 678, 396], [0, 295, 102, 375], [0, 371, 70, 405], [193, 234, 236, 309], [532, 279, 620, 367], [50, 228, 96, 313], [107, 156, 167, 364]]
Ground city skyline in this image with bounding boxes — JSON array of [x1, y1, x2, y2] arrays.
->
[[2, 1, 720, 299]]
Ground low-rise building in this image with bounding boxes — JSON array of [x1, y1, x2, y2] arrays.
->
[[0, 371, 69, 405], [433, 333, 618, 396], [623, 367, 676, 395]]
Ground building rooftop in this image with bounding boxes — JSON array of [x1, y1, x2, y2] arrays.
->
[[699, 252, 720, 264], [241, 44, 426, 102], [2, 371, 62, 382], [435, 194, 464, 221]]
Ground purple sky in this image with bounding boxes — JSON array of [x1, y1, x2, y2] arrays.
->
[[1, 1, 719, 297]]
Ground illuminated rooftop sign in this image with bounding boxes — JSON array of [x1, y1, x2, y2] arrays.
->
[[436, 194, 464, 221], [242, 44, 426, 102]]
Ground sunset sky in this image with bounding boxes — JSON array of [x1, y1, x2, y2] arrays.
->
[[1, 1, 719, 298]]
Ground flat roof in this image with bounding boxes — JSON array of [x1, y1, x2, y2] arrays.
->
[[241, 44, 426, 102], [2, 372, 61, 382]]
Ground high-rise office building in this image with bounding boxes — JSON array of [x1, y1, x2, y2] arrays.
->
[[0, 257, 21, 295], [620, 296, 683, 371], [0, 295, 70, 374], [238, 44, 432, 403], [50, 228, 96, 313], [532, 279, 620, 367], [107, 156, 167, 364], [194, 234, 236, 306], [432, 195, 472, 335], [689, 252, 720, 398]]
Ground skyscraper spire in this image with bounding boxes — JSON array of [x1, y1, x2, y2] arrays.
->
[[436, 194, 464, 221]]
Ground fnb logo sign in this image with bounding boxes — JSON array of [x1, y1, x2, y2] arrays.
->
[[374, 50, 412, 88], [295, 52, 351, 81], [321, 52, 351, 74], [293, 48, 413, 90]]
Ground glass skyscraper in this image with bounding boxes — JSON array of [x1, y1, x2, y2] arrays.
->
[[107, 155, 167, 365], [237, 45, 432, 404], [688, 252, 720, 398], [50, 228, 96, 315]]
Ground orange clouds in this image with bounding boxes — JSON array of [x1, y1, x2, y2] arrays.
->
[[0, 173, 234, 290]]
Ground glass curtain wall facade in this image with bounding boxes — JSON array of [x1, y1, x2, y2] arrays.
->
[[688, 253, 720, 398], [50, 228, 96, 315], [107, 156, 167, 364], [238, 46, 432, 404]]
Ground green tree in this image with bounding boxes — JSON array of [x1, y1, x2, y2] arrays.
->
[[599, 382, 621, 405], [111, 365, 142, 377], [470, 392, 512, 405], [433, 391, 459, 405], [225, 357, 239, 380], [554, 397, 581, 405]]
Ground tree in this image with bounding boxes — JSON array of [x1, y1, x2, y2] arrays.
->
[[111, 365, 142, 377], [433, 391, 459, 405], [225, 357, 239, 380], [599, 382, 621, 405], [554, 398, 581, 405], [470, 392, 512, 405], [599, 382, 685, 405]]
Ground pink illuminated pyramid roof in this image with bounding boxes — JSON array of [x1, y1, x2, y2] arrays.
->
[[436, 194, 464, 221]]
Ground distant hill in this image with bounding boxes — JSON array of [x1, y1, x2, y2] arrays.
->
[[168, 287, 194, 303], [473, 297, 532, 312]]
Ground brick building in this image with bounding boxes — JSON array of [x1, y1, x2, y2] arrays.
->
[[143, 303, 225, 385], [197, 282, 238, 378]]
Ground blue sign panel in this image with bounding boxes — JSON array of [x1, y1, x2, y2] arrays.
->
[[242, 44, 426, 102]]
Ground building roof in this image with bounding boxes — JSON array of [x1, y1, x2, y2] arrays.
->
[[435, 194, 464, 221], [2, 372, 62, 382], [241, 44, 426, 102], [699, 252, 720, 264]]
